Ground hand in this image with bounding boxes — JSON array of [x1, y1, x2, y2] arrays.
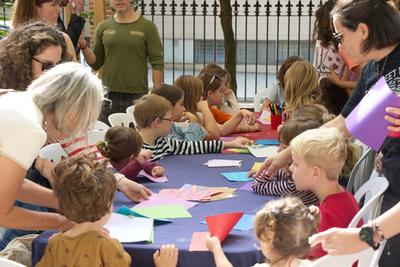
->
[[255, 148, 292, 178], [138, 149, 152, 165], [118, 178, 152, 202], [308, 227, 367, 255], [151, 166, 165, 177], [196, 100, 209, 112], [153, 244, 179, 267], [55, 215, 75, 231], [205, 235, 222, 252], [70, 0, 84, 14], [78, 33, 87, 50], [240, 109, 256, 125], [385, 107, 400, 132], [224, 137, 252, 148], [327, 66, 340, 84], [180, 112, 196, 123], [222, 87, 232, 97], [374, 152, 383, 175]]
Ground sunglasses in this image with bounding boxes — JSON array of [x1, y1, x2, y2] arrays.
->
[[32, 57, 59, 72], [332, 31, 344, 45]]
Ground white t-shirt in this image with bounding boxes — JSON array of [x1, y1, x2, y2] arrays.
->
[[252, 259, 312, 267], [0, 91, 47, 170]]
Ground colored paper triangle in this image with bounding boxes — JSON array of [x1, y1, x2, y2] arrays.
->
[[206, 212, 243, 242]]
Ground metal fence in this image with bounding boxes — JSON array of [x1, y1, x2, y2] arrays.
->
[[137, 0, 325, 100], [0, 0, 327, 100]]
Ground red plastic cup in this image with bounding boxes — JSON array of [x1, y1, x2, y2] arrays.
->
[[270, 114, 282, 130]]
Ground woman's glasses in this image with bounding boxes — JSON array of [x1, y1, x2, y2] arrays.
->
[[32, 58, 59, 72], [332, 31, 344, 45]]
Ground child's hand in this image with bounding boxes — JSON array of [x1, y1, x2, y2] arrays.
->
[[152, 166, 165, 177], [205, 235, 222, 252], [153, 244, 178, 267], [138, 149, 152, 165], [374, 152, 383, 175], [240, 109, 256, 125], [196, 100, 209, 111], [225, 137, 252, 148], [222, 87, 232, 96]]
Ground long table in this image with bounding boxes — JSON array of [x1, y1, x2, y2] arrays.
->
[[32, 153, 278, 267]]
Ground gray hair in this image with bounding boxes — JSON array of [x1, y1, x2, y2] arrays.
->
[[29, 62, 104, 137]]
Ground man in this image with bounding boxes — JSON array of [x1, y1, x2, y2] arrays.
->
[[80, 0, 164, 123]]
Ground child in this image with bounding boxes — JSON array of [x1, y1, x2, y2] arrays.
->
[[198, 63, 240, 115], [198, 71, 260, 134], [97, 126, 165, 179], [174, 75, 221, 140], [36, 156, 132, 266], [133, 94, 252, 161], [284, 61, 320, 116], [289, 127, 360, 259], [206, 197, 319, 267], [261, 56, 303, 112], [252, 119, 321, 206], [151, 83, 210, 141]]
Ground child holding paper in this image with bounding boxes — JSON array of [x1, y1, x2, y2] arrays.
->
[[97, 126, 165, 180], [133, 94, 252, 161], [206, 197, 319, 267], [289, 128, 360, 259], [37, 156, 178, 267]]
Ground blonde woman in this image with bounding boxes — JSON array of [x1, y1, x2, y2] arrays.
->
[[0, 63, 102, 248]]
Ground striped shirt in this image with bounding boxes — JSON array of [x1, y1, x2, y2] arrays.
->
[[143, 137, 224, 161], [252, 170, 319, 206]]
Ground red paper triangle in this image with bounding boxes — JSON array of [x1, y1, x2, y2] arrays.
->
[[205, 212, 243, 242]]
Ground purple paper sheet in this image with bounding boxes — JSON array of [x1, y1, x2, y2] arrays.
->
[[238, 182, 253, 191], [345, 77, 400, 150]]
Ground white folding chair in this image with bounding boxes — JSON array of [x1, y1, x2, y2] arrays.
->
[[39, 143, 67, 163], [108, 113, 135, 128], [348, 176, 389, 227], [311, 245, 386, 267], [126, 105, 135, 115], [90, 120, 110, 131], [125, 105, 137, 127], [88, 130, 106, 145], [0, 257, 27, 267], [253, 89, 269, 112], [347, 148, 376, 194]]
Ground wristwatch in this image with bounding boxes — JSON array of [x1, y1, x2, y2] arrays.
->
[[359, 225, 380, 250]]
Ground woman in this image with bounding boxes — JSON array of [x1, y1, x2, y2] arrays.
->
[[0, 62, 101, 239], [0, 21, 67, 91], [11, 0, 77, 61], [257, 0, 400, 265]]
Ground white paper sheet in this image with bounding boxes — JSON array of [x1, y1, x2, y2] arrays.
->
[[105, 213, 154, 243]]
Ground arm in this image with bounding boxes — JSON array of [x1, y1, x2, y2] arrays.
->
[[206, 236, 234, 267], [65, 14, 85, 48], [167, 137, 224, 156], [309, 201, 400, 255], [252, 171, 296, 196], [261, 97, 272, 112], [0, 156, 68, 230], [197, 100, 220, 140], [152, 69, 163, 89], [147, 22, 164, 87], [114, 173, 152, 202], [82, 23, 105, 69]]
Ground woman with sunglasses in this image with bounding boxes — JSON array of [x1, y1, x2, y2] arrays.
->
[[257, 1, 400, 265], [11, 0, 77, 61], [0, 21, 67, 91]]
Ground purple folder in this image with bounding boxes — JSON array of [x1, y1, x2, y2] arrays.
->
[[345, 77, 400, 150]]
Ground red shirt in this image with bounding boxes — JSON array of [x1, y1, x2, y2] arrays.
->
[[308, 190, 361, 259]]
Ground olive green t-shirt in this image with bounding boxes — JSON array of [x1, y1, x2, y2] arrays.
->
[[91, 16, 164, 94]]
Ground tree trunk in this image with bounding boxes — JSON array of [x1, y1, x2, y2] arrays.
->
[[219, 0, 237, 94]]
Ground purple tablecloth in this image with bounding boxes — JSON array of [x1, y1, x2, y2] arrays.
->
[[32, 153, 277, 267]]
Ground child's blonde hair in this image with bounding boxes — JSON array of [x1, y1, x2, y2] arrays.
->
[[53, 156, 116, 223], [284, 61, 319, 113], [133, 94, 173, 129], [290, 128, 358, 179], [290, 103, 335, 124], [254, 197, 320, 264], [97, 126, 143, 164], [174, 75, 203, 116]]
